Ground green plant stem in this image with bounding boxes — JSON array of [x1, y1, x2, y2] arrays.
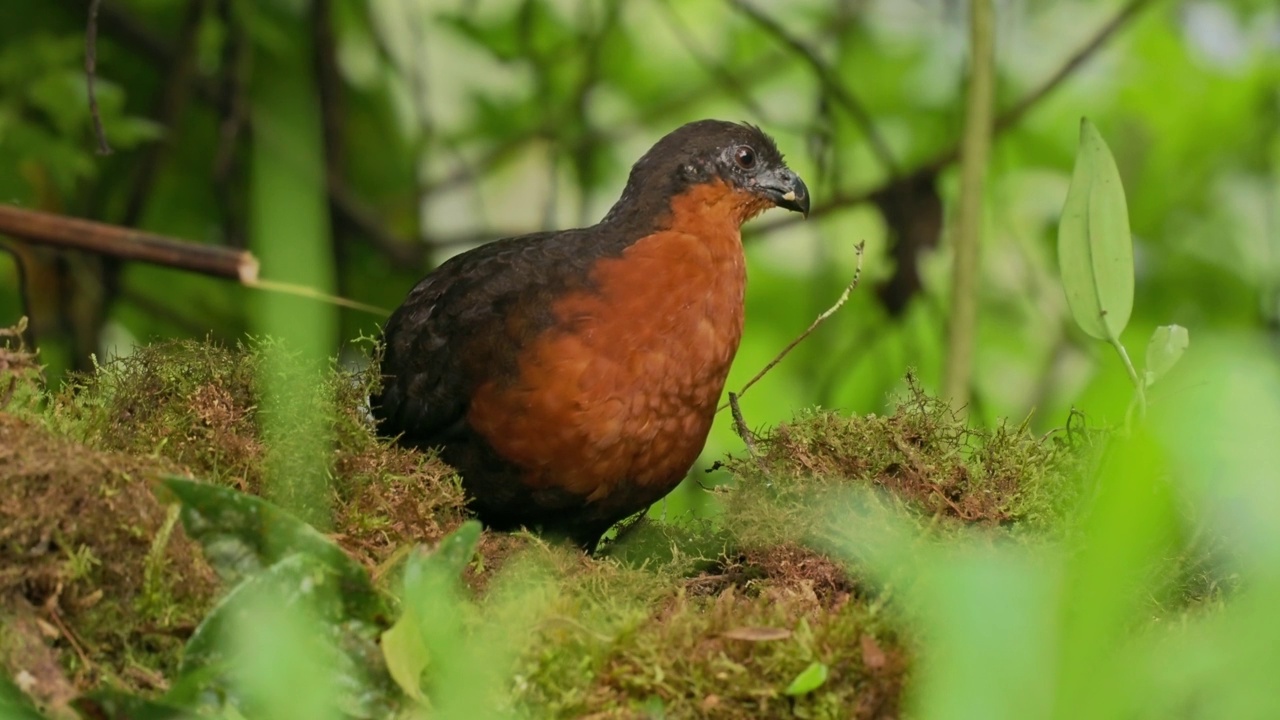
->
[[942, 0, 996, 407], [1110, 338, 1146, 428]]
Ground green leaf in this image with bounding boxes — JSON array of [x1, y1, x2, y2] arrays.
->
[[380, 521, 489, 715], [418, 520, 484, 578], [403, 520, 482, 660], [180, 554, 345, 673], [0, 673, 47, 720], [380, 601, 428, 701], [1057, 117, 1135, 342], [1144, 325, 1189, 387], [783, 661, 829, 696], [380, 522, 482, 701], [72, 689, 191, 720], [163, 477, 386, 624], [176, 554, 398, 719]]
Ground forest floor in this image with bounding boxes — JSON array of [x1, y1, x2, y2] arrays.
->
[[0, 328, 1105, 719]]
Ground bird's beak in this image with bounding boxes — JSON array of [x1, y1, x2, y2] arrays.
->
[[757, 167, 810, 217]]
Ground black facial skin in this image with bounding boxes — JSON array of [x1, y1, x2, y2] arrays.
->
[[721, 142, 810, 215]]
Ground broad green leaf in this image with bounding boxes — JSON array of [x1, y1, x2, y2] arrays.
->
[[163, 477, 386, 624], [1058, 118, 1135, 342], [418, 520, 484, 578], [180, 554, 346, 673], [1144, 324, 1190, 387], [403, 521, 482, 662], [380, 522, 482, 703], [176, 554, 397, 719], [784, 661, 829, 696]]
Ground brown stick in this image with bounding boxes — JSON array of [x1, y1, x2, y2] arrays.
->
[[0, 204, 258, 282]]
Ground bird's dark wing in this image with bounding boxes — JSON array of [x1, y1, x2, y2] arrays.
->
[[371, 229, 596, 448]]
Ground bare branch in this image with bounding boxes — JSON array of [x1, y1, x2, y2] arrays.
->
[[85, 0, 112, 155], [728, 391, 766, 469], [755, 0, 1159, 235], [995, 0, 1158, 133], [730, 0, 900, 178], [0, 204, 257, 282], [243, 278, 388, 316]]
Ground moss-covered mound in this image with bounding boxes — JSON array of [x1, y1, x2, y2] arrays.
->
[[0, 332, 1089, 719], [724, 377, 1086, 552]]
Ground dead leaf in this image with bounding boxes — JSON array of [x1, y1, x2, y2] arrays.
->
[[36, 618, 61, 639]]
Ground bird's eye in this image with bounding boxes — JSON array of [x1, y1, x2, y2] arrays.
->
[[733, 145, 756, 170]]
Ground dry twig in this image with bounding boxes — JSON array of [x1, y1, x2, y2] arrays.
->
[[728, 391, 765, 469], [0, 204, 257, 281], [0, 205, 389, 315], [730, 0, 900, 178], [757, 0, 1160, 233], [85, 0, 112, 155], [721, 240, 866, 411]]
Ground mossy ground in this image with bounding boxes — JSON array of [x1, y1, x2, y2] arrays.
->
[[0, 328, 1115, 718]]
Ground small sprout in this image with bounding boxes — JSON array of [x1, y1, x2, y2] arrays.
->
[[1144, 325, 1190, 388], [784, 661, 829, 696]]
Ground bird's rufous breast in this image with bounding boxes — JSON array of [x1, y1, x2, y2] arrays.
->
[[466, 180, 755, 508]]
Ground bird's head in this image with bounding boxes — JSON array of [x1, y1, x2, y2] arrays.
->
[[604, 120, 810, 227]]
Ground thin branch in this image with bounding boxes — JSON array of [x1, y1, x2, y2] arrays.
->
[[417, 8, 863, 200], [0, 205, 390, 316], [728, 391, 766, 470], [941, 0, 995, 406], [243, 278, 387, 316], [85, 0, 112, 155], [730, 0, 900, 178], [995, 0, 1157, 133], [0, 205, 257, 281], [656, 0, 771, 122], [44, 604, 94, 673], [720, 240, 866, 411], [754, 0, 1159, 236]]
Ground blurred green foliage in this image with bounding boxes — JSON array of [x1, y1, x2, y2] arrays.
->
[[1, 0, 1275, 438], [3, 1, 1280, 716]]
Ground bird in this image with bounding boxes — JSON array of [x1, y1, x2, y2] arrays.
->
[[371, 120, 809, 551]]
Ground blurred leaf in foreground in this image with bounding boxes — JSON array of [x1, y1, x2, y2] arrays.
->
[[1144, 324, 1189, 387], [164, 477, 386, 623]]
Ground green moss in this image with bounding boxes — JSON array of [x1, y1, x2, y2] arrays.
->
[[1, 338, 1106, 717], [0, 413, 216, 695], [722, 375, 1088, 550], [0, 337, 467, 702]]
